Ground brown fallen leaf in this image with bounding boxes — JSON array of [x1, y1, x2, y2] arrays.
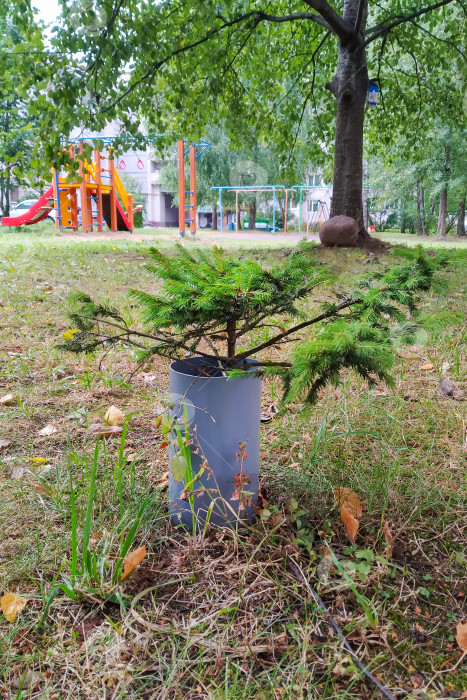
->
[[335, 487, 363, 518], [340, 505, 359, 542], [89, 423, 123, 438], [269, 512, 286, 529], [383, 520, 394, 558], [456, 621, 467, 651], [155, 471, 169, 490], [121, 545, 147, 581], [440, 377, 466, 401], [38, 424, 58, 436], [89, 533, 101, 548], [0, 439, 10, 450], [335, 487, 363, 543], [0, 393, 15, 406], [419, 363, 435, 371], [104, 405, 125, 426], [1, 593, 26, 622]]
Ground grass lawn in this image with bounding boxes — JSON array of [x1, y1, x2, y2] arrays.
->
[[0, 223, 466, 699]]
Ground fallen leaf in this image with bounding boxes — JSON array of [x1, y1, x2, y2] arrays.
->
[[456, 621, 467, 651], [0, 439, 10, 450], [383, 520, 394, 558], [38, 424, 58, 436], [104, 405, 125, 426], [121, 545, 147, 581], [11, 467, 25, 479], [270, 512, 286, 529], [34, 482, 56, 497], [28, 457, 49, 463], [419, 363, 435, 371], [1, 593, 26, 622], [89, 533, 101, 548], [89, 423, 122, 438], [63, 328, 80, 340], [0, 393, 15, 406], [156, 471, 169, 490], [335, 487, 363, 518], [38, 464, 53, 475], [340, 505, 359, 542]]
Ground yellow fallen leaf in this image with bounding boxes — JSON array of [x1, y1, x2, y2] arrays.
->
[[104, 405, 125, 426], [38, 424, 58, 436], [0, 393, 15, 406], [28, 457, 49, 463], [456, 621, 467, 651], [335, 487, 363, 518], [419, 363, 435, 371], [63, 328, 80, 340], [1, 593, 26, 622], [121, 545, 147, 581]]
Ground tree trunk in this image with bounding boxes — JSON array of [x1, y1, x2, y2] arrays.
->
[[212, 204, 218, 230], [5, 172, 10, 217], [248, 201, 256, 230], [437, 143, 450, 238], [457, 195, 466, 236], [226, 318, 236, 361], [278, 194, 285, 227], [417, 179, 426, 236], [400, 212, 406, 233], [437, 188, 448, 237], [327, 2, 369, 244]]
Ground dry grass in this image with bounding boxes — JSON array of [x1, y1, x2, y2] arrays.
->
[[0, 229, 466, 699]]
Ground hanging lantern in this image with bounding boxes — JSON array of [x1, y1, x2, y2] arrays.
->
[[367, 80, 380, 107], [137, 158, 144, 170]]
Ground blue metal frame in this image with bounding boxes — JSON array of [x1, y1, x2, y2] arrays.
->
[[210, 185, 286, 233]]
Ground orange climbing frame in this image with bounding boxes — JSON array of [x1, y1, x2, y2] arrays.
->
[[178, 139, 199, 237]]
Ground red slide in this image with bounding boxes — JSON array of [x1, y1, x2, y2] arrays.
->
[[1, 187, 54, 227]]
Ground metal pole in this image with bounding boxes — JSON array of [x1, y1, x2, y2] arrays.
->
[[299, 188, 302, 236], [190, 144, 196, 236], [178, 139, 185, 236], [273, 188, 276, 233], [219, 189, 223, 233], [284, 189, 288, 234], [235, 191, 239, 233]]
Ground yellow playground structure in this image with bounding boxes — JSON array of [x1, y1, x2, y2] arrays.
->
[[2, 143, 137, 231], [52, 146, 135, 232]]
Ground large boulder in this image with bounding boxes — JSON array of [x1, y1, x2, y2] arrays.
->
[[319, 215, 359, 247]]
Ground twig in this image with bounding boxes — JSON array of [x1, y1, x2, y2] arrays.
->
[[287, 559, 397, 700]]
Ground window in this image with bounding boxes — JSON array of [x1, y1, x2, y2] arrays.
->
[[307, 174, 322, 187], [307, 199, 319, 213]]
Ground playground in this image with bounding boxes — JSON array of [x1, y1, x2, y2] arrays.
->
[[2, 136, 340, 238]]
